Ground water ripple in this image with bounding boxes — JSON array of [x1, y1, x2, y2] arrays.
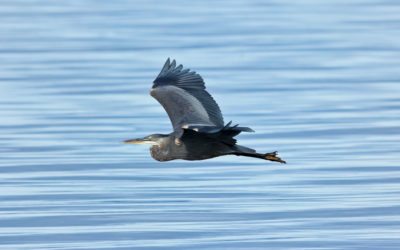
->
[[1, 0, 400, 249]]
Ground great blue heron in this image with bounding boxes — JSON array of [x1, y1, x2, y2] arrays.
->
[[125, 59, 285, 163]]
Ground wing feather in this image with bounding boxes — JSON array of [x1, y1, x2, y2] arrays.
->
[[151, 58, 224, 135]]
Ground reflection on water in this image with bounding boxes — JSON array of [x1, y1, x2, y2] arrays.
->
[[1, 0, 400, 249]]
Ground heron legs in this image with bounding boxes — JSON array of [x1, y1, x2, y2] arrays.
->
[[233, 150, 286, 164]]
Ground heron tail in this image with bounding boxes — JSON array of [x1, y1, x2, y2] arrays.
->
[[214, 122, 254, 146]]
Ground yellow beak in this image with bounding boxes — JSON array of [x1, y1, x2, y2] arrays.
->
[[123, 138, 156, 145]]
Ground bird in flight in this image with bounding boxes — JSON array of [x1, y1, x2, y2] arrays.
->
[[125, 59, 285, 163]]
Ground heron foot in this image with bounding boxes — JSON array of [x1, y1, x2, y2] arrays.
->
[[264, 151, 286, 164]]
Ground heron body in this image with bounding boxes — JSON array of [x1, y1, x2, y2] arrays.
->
[[148, 132, 232, 161], [125, 59, 285, 163]]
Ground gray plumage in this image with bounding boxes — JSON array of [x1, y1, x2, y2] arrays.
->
[[124, 58, 285, 164], [151, 58, 224, 136]]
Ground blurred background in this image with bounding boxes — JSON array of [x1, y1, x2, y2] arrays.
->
[[0, 0, 399, 249]]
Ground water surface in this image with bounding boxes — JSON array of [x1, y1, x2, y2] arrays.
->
[[1, 1, 400, 249]]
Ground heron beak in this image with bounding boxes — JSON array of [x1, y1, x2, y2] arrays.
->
[[123, 138, 156, 145]]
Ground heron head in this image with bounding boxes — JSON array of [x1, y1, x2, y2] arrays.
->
[[124, 134, 167, 146]]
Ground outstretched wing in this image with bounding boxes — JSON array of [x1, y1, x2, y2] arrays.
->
[[150, 58, 224, 136]]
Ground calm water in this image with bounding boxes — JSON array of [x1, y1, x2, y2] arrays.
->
[[1, 1, 400, 249]]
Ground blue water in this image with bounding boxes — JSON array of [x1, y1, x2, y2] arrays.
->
[[1, 1, 400, 249]]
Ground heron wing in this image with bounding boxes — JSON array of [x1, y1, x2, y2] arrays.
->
[[183, 121, 254, 145], [150, 58, 224, 136]]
